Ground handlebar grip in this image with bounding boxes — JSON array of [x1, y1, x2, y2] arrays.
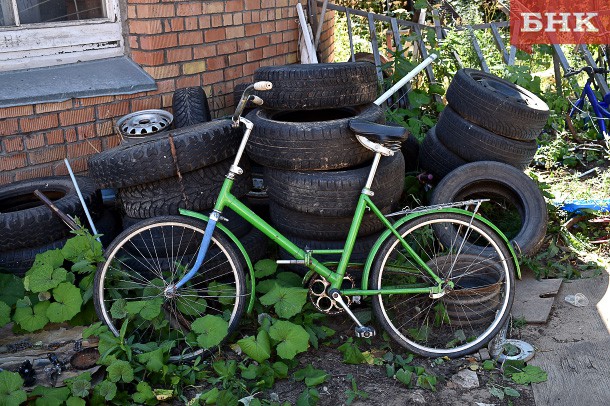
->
[[250, 95, 264, 106], [564, 69, 580, 78], [253, 81, 273, 91]]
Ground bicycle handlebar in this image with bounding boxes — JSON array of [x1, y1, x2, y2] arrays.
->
[[564, 66, 609, 78], [232, 81, 273, 125]]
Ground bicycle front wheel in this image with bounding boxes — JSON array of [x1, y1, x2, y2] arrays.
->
[[370, 211, 515, 358], [94, 216, 246, 361]]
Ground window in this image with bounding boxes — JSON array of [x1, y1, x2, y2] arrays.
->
[[0, 0, 123, 71]]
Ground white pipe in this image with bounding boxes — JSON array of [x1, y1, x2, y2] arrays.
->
[[374, 53, 438, 106], [64, 158, 100, 242], [296, 2, 318, 63]]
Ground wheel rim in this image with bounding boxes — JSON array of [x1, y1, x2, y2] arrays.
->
[[97, 221, 243, 361], [375, 216, 513, 356], [116, 109, 173, 137]]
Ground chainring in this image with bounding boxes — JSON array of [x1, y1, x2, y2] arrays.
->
[[308, 274, 355, 315]]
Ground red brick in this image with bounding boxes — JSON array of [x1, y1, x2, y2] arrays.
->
[[193, 44, 216, 59], [25, 133, 45, 149], [176, 75, 201, 89], [164, 17, 185, 32], [76, 96, 114, 107], [271, 32, 283, 44], [225, 66, 243, 80], [177, 2, 202, 16], [65, 128, 77, 143], [55, 157, 87, 175], [96, 120, 115, 137], [143, 64, 181, 79], [245, 0, 260, 10], [202, 2, 224, 13], [29, 145, 66, 164], [261, 22, 275, 34], [14, 165, 54, 181], [35, 100, 73, 114], [129, 20, 162, 35], [1, 105, 33, 119], [21, 114, 59, 132], [102, 135, 121, 150], [243, 11, 252, 24], [229, 53, 247, 66], [155, 79, 177, 93], [0, 153, 27, 170], [217, 40, 238, 55], [222, 14, 233, 26], [243, 61, 261, 76], [225, 0, 243, 12], [0, 118, 19, 136], [178, 31, 203, 46], [127, 5, 137, 18], [140, 33, 178, 50], [233, 13, 243, 26], [68, 140, 101, 158], [203, 70, 224, 85], [161, 93, 173, 108], [199, 15, 211, 29], [45, 129, 65, 145], [207, 56, 227, 71], [184, 16, 198, 30], [77, 123, 97, 140], [205, 28, 226, 42], [131, 50, 165, 66], [247, 48, 263, 62], [59, 108, 94, 126], [237, 38, 255, 52], [97, 101, 130, 120], [129, 36, 139, 50], [136, 4, 175, 18], [226, 26, 245, 39], [128, 0, 158, 3], [255, 35, 270, 48], [0, 172, 14, 185], [245, 24, 261, 36], [3, 137, 23, 153], [167, 47, 192, 63]]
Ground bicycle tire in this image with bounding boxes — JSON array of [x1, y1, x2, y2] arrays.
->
[[94, 216, 247, 362], [370, 211, 515, 358]]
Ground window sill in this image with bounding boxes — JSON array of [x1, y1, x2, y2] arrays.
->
[[0, 56, 157, 109]]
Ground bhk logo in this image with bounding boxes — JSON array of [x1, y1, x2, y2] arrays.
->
[[510, 0, 610, 52]]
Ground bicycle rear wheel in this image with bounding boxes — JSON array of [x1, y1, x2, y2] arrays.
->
[[370, 211, 515, 358], [94, 216, 246, 361]]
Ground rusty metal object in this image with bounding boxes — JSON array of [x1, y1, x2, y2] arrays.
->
[[33, 189, 79, 231]]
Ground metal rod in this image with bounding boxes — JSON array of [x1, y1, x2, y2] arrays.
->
[[34, 190, 79, 231], [374, 53, 437, 106], [64, 158, 100, 241], [314, 0, 328, 50]]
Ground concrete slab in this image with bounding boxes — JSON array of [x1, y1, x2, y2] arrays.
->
[[512, 273, 562, 323]]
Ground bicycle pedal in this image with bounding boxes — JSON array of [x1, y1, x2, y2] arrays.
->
[[355, 326, 376, 339]]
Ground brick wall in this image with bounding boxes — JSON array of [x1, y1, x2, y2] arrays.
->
[[0, 0, 335, 186]]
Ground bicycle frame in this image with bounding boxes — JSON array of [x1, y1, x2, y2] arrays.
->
[[570, 77, 610, 140]]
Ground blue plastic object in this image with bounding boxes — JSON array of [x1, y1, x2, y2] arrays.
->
[[553, 199, 610, 214]]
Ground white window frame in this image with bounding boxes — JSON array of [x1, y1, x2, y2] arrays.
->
[[0, 0, 123, 71]]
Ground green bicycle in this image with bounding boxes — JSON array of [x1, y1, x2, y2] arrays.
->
[[94, 82, 518, 362]]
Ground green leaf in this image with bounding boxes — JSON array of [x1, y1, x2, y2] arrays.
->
[[176, 296, 207, 316], [124, 298, 163, 321], [31, 249, 64, 270], [395, 368, 413, 387], [416, 374, 437, 391], [510, 365, 548, 384], [13, 299, 50, 332], [254, 259, 277, 278], [137, 347, 166, 372], [272, 361, 289, 378], [32, 386, 70, 406], [66, 398, 86, 406], [428, 83, 446, 95], [275, 272, 303, 287], [296, 388, 319, 406], [240, 364, 259, 380], [260, 284, 307, 319], [237, 330, 271, 363], [110, 299, 128, 319], [107, 360, 134, 383], [408, 90, 431, 109], [24, 265, 67, 293], [61, 234, 103, 267], [268, 320, 309, 360], [192, 315, 229, 349], [337, 340, 366, 365], [132, 382, 156, 404], [413, 0, 428, 9], [69, 378, 91, 398], [95, 381, 117, 401], [198, 387, 219, 404], [489, 385, 504, 400], [0, 371, 26, 406], [0, 302, 11, 328], [213, 360, 236, 378], [0, 275, 24, 306], [504, 387, 520, 398], [482, 360, 496, 370], [293, 365, 329, 387], [216, 390, 238, 406], [47, 282, 83, 323]]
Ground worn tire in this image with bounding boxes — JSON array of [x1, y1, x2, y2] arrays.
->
[[118, 157, 252, 218], [0, 239, 68, 276], [253, 62, 378, 110], [0, 176, 102, 251], [418, 126, 467, 182], [246, 104, 381, 170], [265, 152, 405, 217], [436, 107, 538, 169], [446, 69, 549, 140], [172, 87, 212, 128], [88, 119, 241, 188], [269, 200, 388, 239], [430, 161, 548, 256]]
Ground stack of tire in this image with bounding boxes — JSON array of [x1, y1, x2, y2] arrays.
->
[[0, 176, 106, 275], [419, 68, 549, 180], [246, 63, 406, 272], [87, 87, 266, 265], [419, 69, 550, 257]]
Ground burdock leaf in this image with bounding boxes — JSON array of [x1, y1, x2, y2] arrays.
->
[[47, 282, 82, 322], [260, 285, 307, 319], [191, 315, 229, 349], [268, 320, 309, 360], [237, 330, 271, 363]]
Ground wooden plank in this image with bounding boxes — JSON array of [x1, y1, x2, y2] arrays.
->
[[367, 13, 384, 84], [490, 22, 509, 64], [432, 9, 442, 40], [314, 0, 328, 49], [390, 17, 403, 53], [579, 44, 610, 95], [553, 50, 564, 96], [413, 24, 441, 103], [532, 340, 610, 406], [512, 273, 562, 323], [508, 45, 517, 65], [346, 9, 355, 62], [552, 44, 571, 72], [468, 26, 489, 72]]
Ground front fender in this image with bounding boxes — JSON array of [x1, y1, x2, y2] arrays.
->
[[179, 208, 256, 313], [361, 208, 521, 289]]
